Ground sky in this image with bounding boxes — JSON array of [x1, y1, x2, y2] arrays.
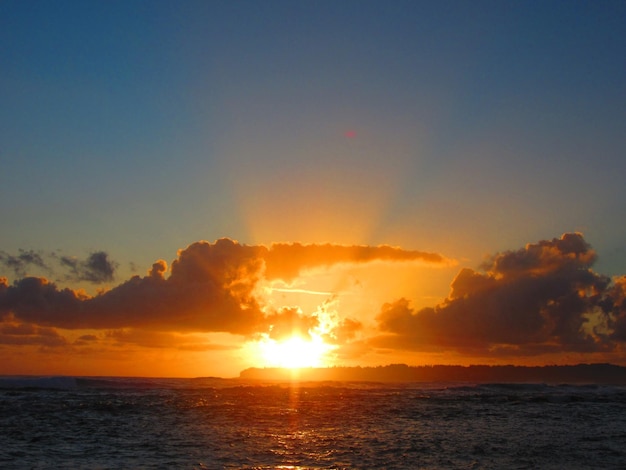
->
[[1, 0, 625, 377]]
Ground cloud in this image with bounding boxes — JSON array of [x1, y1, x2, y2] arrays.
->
[[77, 334, 98, 341], [0, 239, 264, 334], [601, 275, 626, 342], [0, 314, 67, 347], [374, 233, 619, 356], [324, 317, 363, 344], [261, 242, 452, 282], [4, 234, 626, 364], [0, 243, 264, 333], [73, 334, 98, 346], [264, 307, 319, 340], [0, 249, 49, 278], [105, 329, 238, 351], [0, 249, 118, 284], [0, 238, 449, 337], [59, 251, 118, 283]]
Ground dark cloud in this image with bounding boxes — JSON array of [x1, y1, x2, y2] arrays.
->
[[0, 249, 118, 284], [73, 334, 98, 346], [0, 249, 49, 278], [59, 251, 118, 283], [601, 276, 626, 342], [77, 334, 98, 341], [0, 315, 67, 347], [375, 233, 619, 356]]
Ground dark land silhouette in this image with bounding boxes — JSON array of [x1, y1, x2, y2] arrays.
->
[[240, 363, 626, 384]]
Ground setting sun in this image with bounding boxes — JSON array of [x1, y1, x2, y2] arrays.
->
[[255, 334, 335, 369]]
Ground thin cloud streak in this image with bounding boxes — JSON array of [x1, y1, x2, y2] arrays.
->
[[269, 288, 335, 296]]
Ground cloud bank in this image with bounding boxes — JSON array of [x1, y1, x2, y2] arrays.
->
[[0, 239, 442, 337], [374, 233, 625, 356], [3, 234, 626, 362]]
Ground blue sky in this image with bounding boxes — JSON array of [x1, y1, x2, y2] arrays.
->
[[2, 1, 625, 274], [1, 1, 626, 375]]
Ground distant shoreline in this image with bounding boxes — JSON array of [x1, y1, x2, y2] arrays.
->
[[2, 363, 626, 385], [239, 363, 626, 385]]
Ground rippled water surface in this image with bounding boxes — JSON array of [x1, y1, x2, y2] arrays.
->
[[2, 377, 626, 469]]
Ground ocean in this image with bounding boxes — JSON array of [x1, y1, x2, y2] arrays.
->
[[1, 376, 626, 469]]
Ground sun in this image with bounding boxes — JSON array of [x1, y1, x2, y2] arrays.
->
[[255, 334, 334, 369]]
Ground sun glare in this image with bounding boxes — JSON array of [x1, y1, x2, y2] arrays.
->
[[257, 334, 334, 369]]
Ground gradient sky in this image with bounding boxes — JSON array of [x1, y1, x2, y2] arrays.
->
[[1, 1, 626, 377]]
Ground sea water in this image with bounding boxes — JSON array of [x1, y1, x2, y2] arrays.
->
[[1, 377, 626, 469]]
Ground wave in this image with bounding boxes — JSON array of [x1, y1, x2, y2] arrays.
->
[[0, 376, 78, 389], [439, 381, 626, 405]]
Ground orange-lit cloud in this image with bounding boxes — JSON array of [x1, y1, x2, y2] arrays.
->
[[373, 233, 620, 357], [0, 239, 446, 338], [262, 242, 451, 282], [324, 317, 363, 345], [105, 329, 238, 351], [0, 314, 67, 347], [4, 233, 626, 371], [0, 240, 265, 334], [263, 307, 319, 340]]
